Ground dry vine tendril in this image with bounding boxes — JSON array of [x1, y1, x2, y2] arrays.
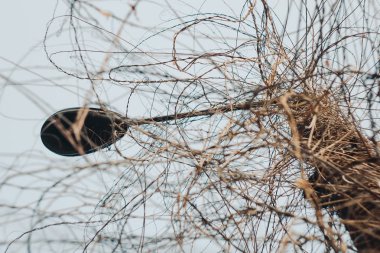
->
[[3, 1, 380, 253]]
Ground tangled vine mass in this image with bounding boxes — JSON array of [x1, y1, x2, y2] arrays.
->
[[2, 1, 380, 252]]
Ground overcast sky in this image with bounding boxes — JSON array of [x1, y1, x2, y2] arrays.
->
[[1, 0, 64, 156], [1, 2, 256, 252], [2, 1, 364, 252]]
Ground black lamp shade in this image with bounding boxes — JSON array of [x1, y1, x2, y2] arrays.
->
[[41, 108, 127, 156]]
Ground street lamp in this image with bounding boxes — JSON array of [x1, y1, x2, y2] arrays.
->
[[40, 100, 267, 156]]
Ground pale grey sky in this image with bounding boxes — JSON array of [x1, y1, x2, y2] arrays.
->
[[1, 2, 259, 252], [2, 1, 375, 252]]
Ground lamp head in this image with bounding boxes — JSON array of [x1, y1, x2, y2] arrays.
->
[[40, 107, 127, 156]]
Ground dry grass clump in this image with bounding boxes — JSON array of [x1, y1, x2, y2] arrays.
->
[[283, 91, 380, 252]]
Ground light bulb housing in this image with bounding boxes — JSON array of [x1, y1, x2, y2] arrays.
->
[[40, 107, 127, 156]]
